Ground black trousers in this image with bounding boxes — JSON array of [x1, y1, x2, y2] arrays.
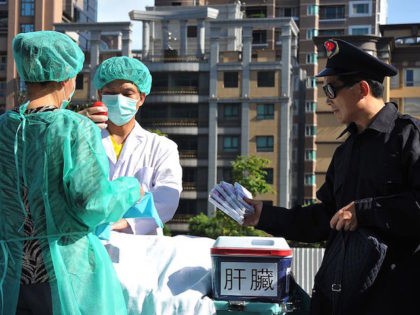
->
[[16, 283, 52, 315]]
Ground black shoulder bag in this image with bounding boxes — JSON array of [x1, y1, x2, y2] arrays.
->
[[313, 229, 387, 315]]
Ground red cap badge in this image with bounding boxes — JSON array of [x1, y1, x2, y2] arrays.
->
[[324, 40, 339, 59]]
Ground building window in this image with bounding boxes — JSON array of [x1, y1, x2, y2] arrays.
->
[[306, 77, 317, 88], [217, 167, 233, 183], [278, 7, 298, 18], [0, 55, 6, 71], [349, 25, 371, 35], [404, 98, 420, 117], [223, 104, 240, 119], [21, 0, 34, 16], [405, 68, 420, 87], [252, 30, 267, 45], [305, 125, 317, 136], [257, 71, 275, 87], [224, 72, 239, 88], [0, 81, 6, 97], [318, 29, 345, 36], [349, 1, 372, 17], [256, 136, 274, 152], [395, 36, 420, 46], [305, 174, 316, 186], [292, 124, 298, 138], [305, 101, 317, 113], [75, 74, 84, 90], [292, 100, 299, 114], [292, 148, 297, 163], [187, 26, 197, 38], [306, 53, 318, 64], [264, 168, 274, 184], [246, 6, 267, 18], [390, 72, 400, 89], [20, 23, 34, 33], [307, 5, 319, 16], [305, 149, 316, 161], [319, 5, 345, 20], [257, 104, 274, 120], [223, 136, 239, 152], [306, 28, 318, 40], [183, 167, 197, 183]]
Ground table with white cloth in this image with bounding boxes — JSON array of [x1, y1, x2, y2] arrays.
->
[[104, 232, 217, 315]]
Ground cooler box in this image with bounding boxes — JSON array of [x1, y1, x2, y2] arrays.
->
[[211, 236, 292, 303]]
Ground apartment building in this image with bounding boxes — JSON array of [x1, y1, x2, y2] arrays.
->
[[129, 3, 301, 224], [0, 0, 97, 111], [151, 0, 387, 206], [380, 23, 420, 118]]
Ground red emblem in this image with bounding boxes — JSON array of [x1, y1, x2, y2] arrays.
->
[[324, 40, 339, 59]]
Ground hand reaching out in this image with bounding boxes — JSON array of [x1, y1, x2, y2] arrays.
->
[[242, 198, 263, 226], [330, 201, 358, 231]]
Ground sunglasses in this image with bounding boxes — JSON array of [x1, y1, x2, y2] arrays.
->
[[322, 82, 359, 99]]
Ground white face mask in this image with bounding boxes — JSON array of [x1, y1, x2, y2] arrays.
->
[[60, 81, 75, 109], [101, 94, 139, 126]]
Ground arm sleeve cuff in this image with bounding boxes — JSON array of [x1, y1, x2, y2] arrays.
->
[[355, 197, 388, 229]]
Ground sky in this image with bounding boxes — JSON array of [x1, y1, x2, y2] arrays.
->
[[98, 0, 420, 50], [98, 0, 154, 49]]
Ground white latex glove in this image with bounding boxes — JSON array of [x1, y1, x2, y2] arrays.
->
[[78, 105, 108, 129]]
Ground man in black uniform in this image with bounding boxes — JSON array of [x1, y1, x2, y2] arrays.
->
[[244, 39, 420, 315]]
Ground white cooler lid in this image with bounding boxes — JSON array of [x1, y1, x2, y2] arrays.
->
[[211, 236, 292, 257]]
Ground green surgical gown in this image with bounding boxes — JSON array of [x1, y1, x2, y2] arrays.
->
[[0, 105, 140, 315]]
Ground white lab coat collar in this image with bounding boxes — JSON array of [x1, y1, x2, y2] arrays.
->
[[101, 122, 145, 166]]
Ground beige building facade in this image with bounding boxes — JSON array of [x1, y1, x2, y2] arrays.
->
[[0, 0, 97, 111], [204, 0, 388, 205]]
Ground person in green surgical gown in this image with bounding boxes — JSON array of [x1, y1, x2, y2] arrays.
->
[[0, 31, 141, 315]]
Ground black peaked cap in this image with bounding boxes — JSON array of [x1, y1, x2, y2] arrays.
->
[[316, 38, 397, 82]]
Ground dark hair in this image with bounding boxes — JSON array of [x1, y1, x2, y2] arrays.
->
[[25, 81, 54, 87], [338, 74, 384, 98]]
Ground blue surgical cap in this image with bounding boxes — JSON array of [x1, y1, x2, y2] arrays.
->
[[12, 31, 85, 82], [93, 56, 152, 95]]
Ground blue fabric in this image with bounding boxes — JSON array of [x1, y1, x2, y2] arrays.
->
[[96, 192, 162, 240]]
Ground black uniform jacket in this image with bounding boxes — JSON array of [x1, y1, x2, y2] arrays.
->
[[257, 103, 420, 315]]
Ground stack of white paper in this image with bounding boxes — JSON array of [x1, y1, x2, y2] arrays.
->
[[208, 181, 255, 224]]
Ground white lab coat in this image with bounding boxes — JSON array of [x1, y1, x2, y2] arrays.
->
[[102, 122, 183, 234]]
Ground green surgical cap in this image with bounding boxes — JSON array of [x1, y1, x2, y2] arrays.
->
[[13, 31, 84, 82], [93, 56, 152, 95]]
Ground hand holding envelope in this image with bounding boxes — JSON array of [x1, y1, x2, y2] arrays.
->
[[208, 181, 254, 224]]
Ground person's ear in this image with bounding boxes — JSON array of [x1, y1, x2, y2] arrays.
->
[[97, 89, 103, 101], [136, 93, 146, 109], [359, 80, 370, 97]]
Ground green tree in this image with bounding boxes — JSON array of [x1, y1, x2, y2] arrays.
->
[[188, 155, 273, 238], [189, 212, 270, 239], [231, 155, 274, 196]]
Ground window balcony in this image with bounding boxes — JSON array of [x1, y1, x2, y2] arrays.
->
[[152, 86, 198, 95], [183, 182, 197, 191], [140, 118, 199, 127], [180, 150, 198, 159], [140, 54, 209, 63]]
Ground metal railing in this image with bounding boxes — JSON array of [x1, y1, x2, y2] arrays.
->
[[140, 119, 199, 127], [152, 86, 199, 95], [291, 247, 325, 294]]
